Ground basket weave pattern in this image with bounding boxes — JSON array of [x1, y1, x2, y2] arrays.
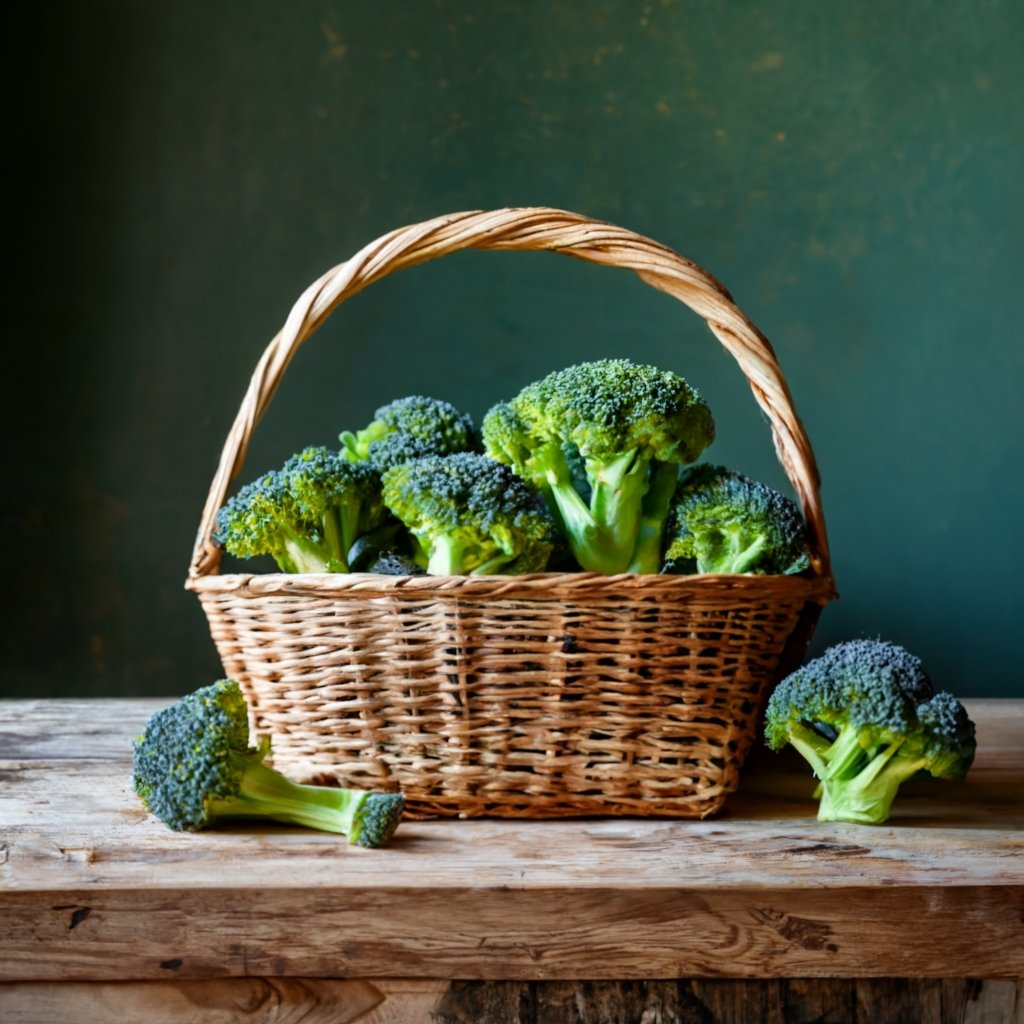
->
[[187, 208, 836, 819]]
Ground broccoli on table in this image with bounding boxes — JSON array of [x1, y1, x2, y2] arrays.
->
[[132, 680, 405, 847], [764, 639, 976, 825], [214, 447, 394, 573], [662, 464, 810, 575], [340, 395, 477, 470], [482, 359, 715, 575], [381, 451, 555, 575]]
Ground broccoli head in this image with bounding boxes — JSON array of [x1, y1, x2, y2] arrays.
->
[[381, 451, 556, 575], [764, 639, 976, 824], [340, 395, 477, 469], [482, 359, 715, 575], [662, 464, 811, 575], [132, 680, 405, 846], [214, 447, 394, 573]]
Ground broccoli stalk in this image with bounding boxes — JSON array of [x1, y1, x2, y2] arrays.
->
[[381, 452, 555, 576], [765, 640, 976, 825], [132, 680, 405, 847], [205, 752, 401, 841], [482, 359, 715, 575]]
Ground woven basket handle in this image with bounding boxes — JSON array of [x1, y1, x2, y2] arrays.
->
[[188, 207, 832, 581]]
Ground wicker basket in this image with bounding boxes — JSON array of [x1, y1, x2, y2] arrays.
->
[[186, 207, 836, 819]]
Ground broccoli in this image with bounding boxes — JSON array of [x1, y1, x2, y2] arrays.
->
[[132, 680, 405, 847], [340, 395, 477, 469], [381, 451, 555, 575], [367, 550, 427, 575], [481, 359, 715, 574], [214, 447, 393, 573], [662, 464, 811, 575], [764, 639, 976, 824]]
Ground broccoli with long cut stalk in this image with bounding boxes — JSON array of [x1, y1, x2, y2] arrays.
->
[[214, 447, 394, 573], [381, 452, 555, 575], [481, 359, 715, 575], [764, 639, 976, 824], [340, 395, 477, 469], [662, 464, 811, 575], [132, 680, 405, 847]]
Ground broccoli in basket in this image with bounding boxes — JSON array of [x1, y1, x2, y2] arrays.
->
[[764, 639, 976, 825], [482, 359, 715, 575], [662, 464, 810, 575], [381, 451, 556, 575], [340, 394, 477, 471], [214, 446, 395, 573], [132, 680, 405, 847]]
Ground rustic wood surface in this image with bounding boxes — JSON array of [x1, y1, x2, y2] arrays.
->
[[1, 698, 1021, 1003], [1, 977, 1021, 1024]]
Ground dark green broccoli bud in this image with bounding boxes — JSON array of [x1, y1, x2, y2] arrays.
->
[[662, 464, 810, 575], [132, 680, 405, 846], [482, 359, 714, 575], [363, 432, 450, 474], [764, 639, 976, 825], [214, 447, 393, 573], [368, 550, 427, 575], [381, 452, 556, 575], [340, 395, 477, 466]]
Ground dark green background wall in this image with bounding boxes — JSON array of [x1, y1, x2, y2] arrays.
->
[[8, 2, 1022, 699]]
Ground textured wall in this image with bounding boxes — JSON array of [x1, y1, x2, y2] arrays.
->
[[8, 1, 1022, 697]]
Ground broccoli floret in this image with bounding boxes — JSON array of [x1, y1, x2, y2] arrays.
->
[[764, 639, 976, 824], [214, 447, 392, 573], [662, 464, 811, 575], [482, 359, 714, 574], [132, 680, 405, 847], [381, 452, 555, 575], [340, 395, 476, 468], [368, 550, 428, 575]]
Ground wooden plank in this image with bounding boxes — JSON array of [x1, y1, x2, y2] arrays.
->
[[2, 885, 1021, 981], [0, 978, 447, 1024], [2, 979, 1019, 1024]]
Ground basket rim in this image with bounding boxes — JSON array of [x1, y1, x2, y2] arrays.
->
[[186, 567, 837, 603], [187, 206, 835, 592]]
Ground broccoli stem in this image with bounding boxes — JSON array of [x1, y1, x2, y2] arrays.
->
[[585, 447, 648, 561], [627, 461, 680, 574], [816, 745, 928, 824], [426, 533, 466, 575], [532, 442, 652, 574], [207, 759, 393, 845], [281, 533, 334, 573]]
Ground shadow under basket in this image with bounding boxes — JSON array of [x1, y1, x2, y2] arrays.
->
[[186, 207, 838, 820]]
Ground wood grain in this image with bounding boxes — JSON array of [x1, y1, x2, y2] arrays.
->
[[1, 699, 1021, 985], [1, 978, 1020, 1024]]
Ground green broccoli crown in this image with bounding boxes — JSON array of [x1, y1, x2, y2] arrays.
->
[[349, 792, 407, 848], [214, 447, 391, 573], [341, 394, 476, 464], [764, 639, 976, 824], [480, 402, 534, 477], [132, 680, 406, 845], [381, 452, 555, 575], [282, 446, 380, 511], [499, 358, 714, 463], [481, 360, 714, 575], [213, 469, 308, 567], [364, 432, 449, 474], [663, 464, 810, 575], [132, 679, 254, 831]]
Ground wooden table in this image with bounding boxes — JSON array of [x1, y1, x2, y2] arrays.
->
[[1, 699, 1021, 1023]]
